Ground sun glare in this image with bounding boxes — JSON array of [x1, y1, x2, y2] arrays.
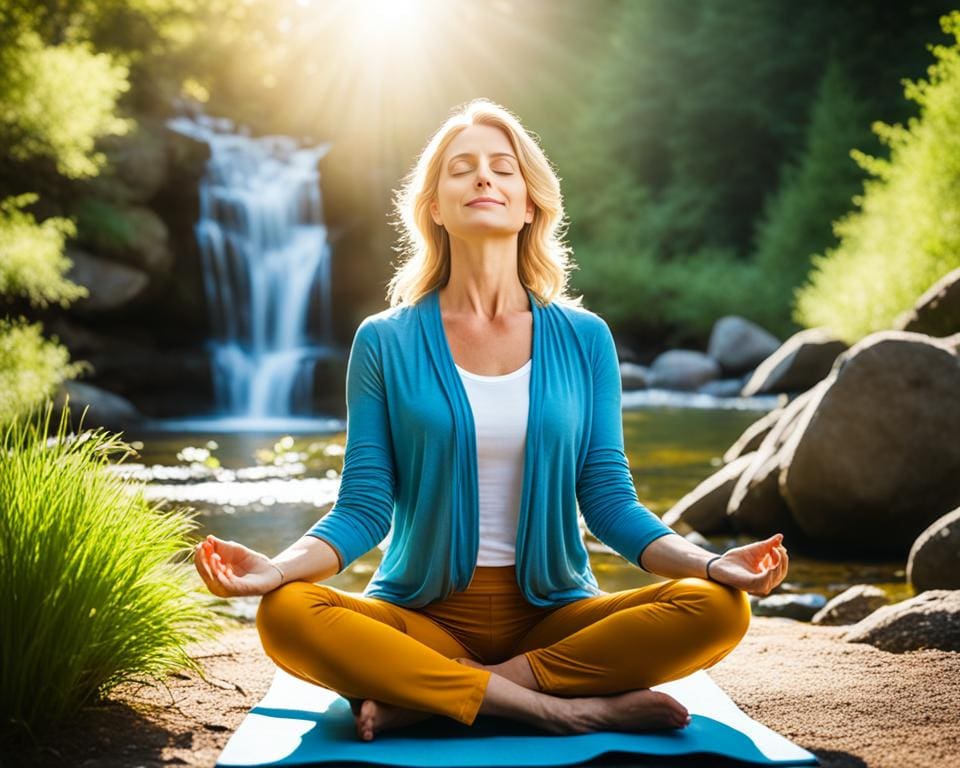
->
[[364, 0, 430, 38], [270, 0, 562, 173]]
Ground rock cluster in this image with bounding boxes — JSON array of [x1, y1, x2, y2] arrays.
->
[[655, 269, 960, 653]]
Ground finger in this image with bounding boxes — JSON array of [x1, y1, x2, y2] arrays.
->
[[196, 543, 228, 597], [214, 552, 235, 578], [197, 541, 219, 586]]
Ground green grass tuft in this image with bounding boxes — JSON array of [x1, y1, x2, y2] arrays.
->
[[0, 401, 220, 743]]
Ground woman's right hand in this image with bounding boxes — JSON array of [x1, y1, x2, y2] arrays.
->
[[194, 534, 285, 597]]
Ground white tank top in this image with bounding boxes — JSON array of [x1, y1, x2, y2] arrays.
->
[[454, 358, 531, 565]]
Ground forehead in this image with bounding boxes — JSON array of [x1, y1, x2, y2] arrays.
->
[[443, 124, 515, 160]]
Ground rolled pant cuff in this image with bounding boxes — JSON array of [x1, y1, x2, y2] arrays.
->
[[458, 668, 492, 725]]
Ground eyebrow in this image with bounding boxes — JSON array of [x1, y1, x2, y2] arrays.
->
[[448, 152, 517, 164]]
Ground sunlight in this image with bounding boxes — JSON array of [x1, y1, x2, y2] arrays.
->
[[354, 0, 432, 43], [300, 0, 440, 55]]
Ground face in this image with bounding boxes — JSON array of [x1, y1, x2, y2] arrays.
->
[[429, 123, 535, 241]]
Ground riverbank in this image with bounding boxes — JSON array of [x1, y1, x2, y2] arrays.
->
[[11, 616, 959, 768]]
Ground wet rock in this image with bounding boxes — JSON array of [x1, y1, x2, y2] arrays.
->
[[619, 361, 649, 390], [893, 266, 960, 337], [54, 381, 141, 429], [750, 592, 827, 621], [707, 316, 781, 376], [66, 247, 150, 312], [648, 350, 721, 391], [661, 453, 754, 534], [741, 327, 848, 396], [907, 508, 960, 592], [697, 377, 747, 397], [779, 332, 960, 557], [812, 585, 891, 626], [844, 590, 960, 653]]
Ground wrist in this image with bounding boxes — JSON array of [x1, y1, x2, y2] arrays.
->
[[705, 554, 723, 582], [268, 560, 286, 587]]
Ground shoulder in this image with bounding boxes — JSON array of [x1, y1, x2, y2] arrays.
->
[[546, 299, 614, 347], [353, 303, 417, 344]]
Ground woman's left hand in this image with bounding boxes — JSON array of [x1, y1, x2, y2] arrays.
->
[[708, 533, 789, 596]]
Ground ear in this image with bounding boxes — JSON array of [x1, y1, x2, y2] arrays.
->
[[429, 199, 442, 226], [524, 204, 535, 224]]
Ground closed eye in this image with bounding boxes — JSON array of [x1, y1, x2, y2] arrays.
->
[[451, 170, 513, 176]]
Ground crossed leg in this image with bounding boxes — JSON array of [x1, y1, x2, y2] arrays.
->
[[510, 577, 753, 695], [257, 581, 490, 740], [256, 577, 751, 741]]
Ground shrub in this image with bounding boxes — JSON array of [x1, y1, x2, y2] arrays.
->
[[793, 11, 960, 342], [0, 401, 219, 742]]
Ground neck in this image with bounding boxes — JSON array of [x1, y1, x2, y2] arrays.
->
[[440, 235, 527, 321]]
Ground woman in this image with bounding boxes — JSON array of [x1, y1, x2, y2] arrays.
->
[[194, 98, 788, 743]]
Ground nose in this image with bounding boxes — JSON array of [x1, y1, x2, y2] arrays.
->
[[473, 160, 495, 188]]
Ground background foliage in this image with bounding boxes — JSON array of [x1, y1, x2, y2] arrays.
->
[[0, 0, 959, 415]]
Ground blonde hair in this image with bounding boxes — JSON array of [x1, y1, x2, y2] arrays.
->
[[386, 98, 582, 309]]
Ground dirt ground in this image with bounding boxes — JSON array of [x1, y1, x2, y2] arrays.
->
[[7, 616, 959, 768]]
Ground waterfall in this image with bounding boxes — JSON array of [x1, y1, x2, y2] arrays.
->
[[166, 114, 341, 431]]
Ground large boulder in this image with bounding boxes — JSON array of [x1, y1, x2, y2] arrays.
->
[[844, 590, 960, 653], [778, 332, 960, 556], [53, 380, 141, 429], [619, 362, 650, 390], [98, 117, 169, 204], [648, 350, 721, 391], [907, 508, 960, 592], [697, 377, 747, 397], [893, 267, 960, 337], [741, 327, 848, 396], [722, 404, 786, 463], [77, 202, 174, 278], [707, 316, 781, 376], [46, 318, 215, 417], [811, 585, 891, 626], [66, 248, 150, 312], [661, 452, 754, 534], [726, 388, 820, 542], [115, 206, 174, 276], [750, 593, 827, 621]]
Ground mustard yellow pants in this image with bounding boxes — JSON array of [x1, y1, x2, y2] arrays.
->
[[256, 565, 751, 727]]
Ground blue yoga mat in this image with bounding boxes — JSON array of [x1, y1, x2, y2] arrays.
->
[[217, 668, 818, 766]]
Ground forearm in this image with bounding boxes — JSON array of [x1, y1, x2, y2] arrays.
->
[[270, 534, 343, 585], [639, 532, 715, 579]]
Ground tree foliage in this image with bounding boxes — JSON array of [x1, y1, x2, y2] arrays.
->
[[0, 30, 131, 179], [794, 10, 960, 341]]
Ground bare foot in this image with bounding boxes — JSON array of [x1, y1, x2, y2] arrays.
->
[[354, 699, 434, 742], [561, 688, 691, 734]]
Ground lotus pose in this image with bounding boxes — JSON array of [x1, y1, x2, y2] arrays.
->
[[194, 98, 789, 743]]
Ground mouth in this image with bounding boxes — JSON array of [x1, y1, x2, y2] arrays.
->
[[466, 198, 505, 207]]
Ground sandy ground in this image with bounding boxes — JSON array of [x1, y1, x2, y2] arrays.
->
[[8, 616, 959, 768]]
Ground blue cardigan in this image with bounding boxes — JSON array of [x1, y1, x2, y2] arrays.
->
[[307, 287, 676, 608]]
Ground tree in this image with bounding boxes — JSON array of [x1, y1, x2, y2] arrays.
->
[[794, 11, 960, 342], [750, 55, 873, 338]]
